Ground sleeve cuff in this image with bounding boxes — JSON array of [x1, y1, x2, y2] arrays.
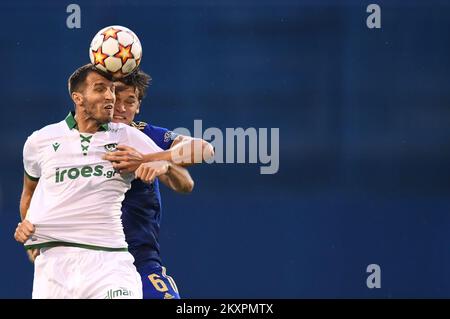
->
[[24, 170, 40, 181]]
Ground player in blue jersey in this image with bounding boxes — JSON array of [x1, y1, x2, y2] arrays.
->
[[107, 70, 214, 299]]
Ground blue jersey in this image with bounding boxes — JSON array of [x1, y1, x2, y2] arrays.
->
[[121, 121, 178, 268]]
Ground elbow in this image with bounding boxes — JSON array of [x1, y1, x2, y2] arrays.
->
[[202, 140, 215, 162], [181, 178, 194, 193], [186, 177, 195, 193]]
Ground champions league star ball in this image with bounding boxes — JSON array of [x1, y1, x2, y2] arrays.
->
[[89, 25, 142, 78]]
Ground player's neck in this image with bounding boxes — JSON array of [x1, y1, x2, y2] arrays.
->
[[74, 113, 104, 134]]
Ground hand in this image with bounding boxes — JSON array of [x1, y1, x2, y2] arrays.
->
[[135, 161, 170, 184], [26, 249, 40, 263], [14, 220, 35, 244], [102, 145, 144, 173]]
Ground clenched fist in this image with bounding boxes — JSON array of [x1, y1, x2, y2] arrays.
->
[[135, 161, 170, 183], [14, 220, 35, 244]]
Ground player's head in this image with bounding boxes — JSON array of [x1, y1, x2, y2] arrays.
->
[[113, 69, 152, 125], [68, 64, 116, 124]]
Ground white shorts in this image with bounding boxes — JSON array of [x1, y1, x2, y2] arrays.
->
[[32, 246, 143, 299]]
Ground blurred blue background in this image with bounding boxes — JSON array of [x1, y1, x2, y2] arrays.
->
[[1, 0, 450, 298]]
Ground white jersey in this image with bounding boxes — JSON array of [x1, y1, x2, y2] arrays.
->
[[23, 112, 163, 250]]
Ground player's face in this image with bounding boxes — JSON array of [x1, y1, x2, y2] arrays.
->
[[113, 82, 140, 125], [81, 72, 116, 124]]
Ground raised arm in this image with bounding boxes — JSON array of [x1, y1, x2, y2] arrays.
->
[[104, 135, 215, 170], [103, 144, 194, 193], [142, 135, 214, 166]]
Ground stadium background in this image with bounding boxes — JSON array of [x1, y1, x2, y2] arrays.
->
[[1, 0, 450, 298]]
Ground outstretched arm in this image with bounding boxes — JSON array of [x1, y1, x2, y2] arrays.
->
[[103, 145, 194, 193], [143, 135, 214, 166], [104, 135, 215, 171]]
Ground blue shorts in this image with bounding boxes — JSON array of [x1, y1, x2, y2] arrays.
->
[[137, 264, 180, 299]]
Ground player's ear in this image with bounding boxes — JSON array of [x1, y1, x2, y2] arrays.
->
[[72, 92, 84, 106], [136, 101, 141, 114]]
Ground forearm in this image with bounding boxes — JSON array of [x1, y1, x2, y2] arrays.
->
[[19, 192, 32, 221], [159, 163, 194, 193], [143, 138, 214, 166], [143, 149, 171, 163], [20, 175, 38, 221]]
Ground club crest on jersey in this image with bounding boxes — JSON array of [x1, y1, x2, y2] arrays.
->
[[164, 131, 177, 143], [104, 143, 118, 152]]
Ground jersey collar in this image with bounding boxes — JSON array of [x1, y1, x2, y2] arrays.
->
[[64, 111, 109, 132]]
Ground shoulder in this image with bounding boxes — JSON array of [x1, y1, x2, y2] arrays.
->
[[130, 121, 170, 134], [139, 122, 171, 138], [130, 121, 167, 139], [107, 122, 131, 134], [26, 121, 65, 142], [110, 122, 147, 139], [130, 121, 148, 131]]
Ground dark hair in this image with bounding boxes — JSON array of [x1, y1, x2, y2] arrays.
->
[[68, 64, 113, 95], [118, 69, 152, 100]]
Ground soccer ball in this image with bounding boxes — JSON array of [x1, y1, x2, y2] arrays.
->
[[89, 25, 142, 78]]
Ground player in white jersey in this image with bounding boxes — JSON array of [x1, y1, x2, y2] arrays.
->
[[14, 64, 168, 299]]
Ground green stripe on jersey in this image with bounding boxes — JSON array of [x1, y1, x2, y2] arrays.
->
[[25, 241, 128, 252], [24, 170, 39, 181]]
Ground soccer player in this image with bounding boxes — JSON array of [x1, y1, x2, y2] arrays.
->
[[102, 70, 213, 299], [14, 64, 168, 299]]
